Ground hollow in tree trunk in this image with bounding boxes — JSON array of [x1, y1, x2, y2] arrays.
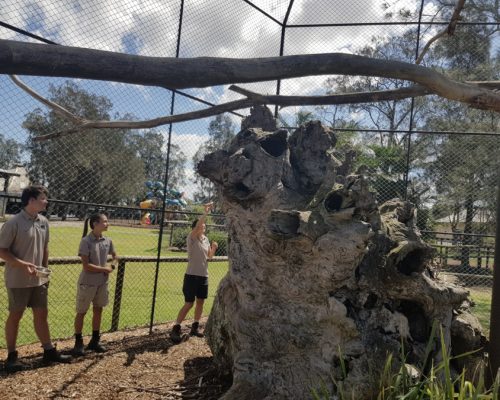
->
[[198, 108, 485, 399]]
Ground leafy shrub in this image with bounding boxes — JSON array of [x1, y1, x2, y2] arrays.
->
[[170, 226, 191, 249], [170, 225, 228, 256], [207, 229, 228, 256]]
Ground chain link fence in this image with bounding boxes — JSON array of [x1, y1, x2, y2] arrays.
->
[[0, 0, 498, 346]]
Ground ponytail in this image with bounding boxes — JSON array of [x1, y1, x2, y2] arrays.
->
[[82, 218, 89, 238], [82, 213, 106, 238]]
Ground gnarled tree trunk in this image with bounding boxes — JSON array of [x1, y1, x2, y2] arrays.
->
[[198, 108, 484, 399]]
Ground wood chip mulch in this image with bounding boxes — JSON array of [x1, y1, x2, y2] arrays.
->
[[0, 320, 231, 399]]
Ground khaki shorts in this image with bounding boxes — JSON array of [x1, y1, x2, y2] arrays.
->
[[76, 283, 109, 313], [7, 283, 49, 312]]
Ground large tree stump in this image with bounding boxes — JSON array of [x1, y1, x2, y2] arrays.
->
[[198, 119, 484, 399]]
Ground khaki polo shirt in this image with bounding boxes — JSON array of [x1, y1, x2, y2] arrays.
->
[[186, 232, 209, 277], [0, 209, 50, 288], [78, 234, 115, 286]]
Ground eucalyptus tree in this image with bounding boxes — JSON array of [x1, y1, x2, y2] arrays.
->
[[24, 81, 145, 205], [192, 114, 235, 205], [0, 134, 23, 169]]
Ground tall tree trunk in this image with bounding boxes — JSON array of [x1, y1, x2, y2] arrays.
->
[[460, 191, 476, 270], [198, 111, 485, 399]]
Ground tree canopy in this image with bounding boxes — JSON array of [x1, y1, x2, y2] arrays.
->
[[23, 81, 186, 205], [192, 114, 236, 204], [0, 134, 23, 170]]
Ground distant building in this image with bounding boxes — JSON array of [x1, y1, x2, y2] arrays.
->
[[435, 209, 492, 225], [0, 165, 30, 216], [434, 207, 494, 236]]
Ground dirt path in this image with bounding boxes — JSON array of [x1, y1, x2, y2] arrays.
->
[[0, 320, 230, 399]]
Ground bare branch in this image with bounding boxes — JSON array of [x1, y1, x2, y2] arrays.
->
[[22, 78, 431, 141], [229, 86, 268, 102], [1, 39, 499, 112], [469, 81, 500, 91], [416, 0, 466, 64], [11, 73, 496, 142], [446, 0, 466, 35], [228, 84, 433, 106], [9, 75, 84, 124], [32, 98, 254, 141], [415, 31, 448, 65]]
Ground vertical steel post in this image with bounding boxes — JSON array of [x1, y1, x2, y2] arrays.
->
[[111, 259, 126, 332], [149, 0, 185, 334], [274, 0, 295, 118], [403, 0, 425, 201], [487, 177, 500, 386]]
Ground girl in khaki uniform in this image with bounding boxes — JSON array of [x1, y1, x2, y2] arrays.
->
[[170, 203, 218, 343], [72, 213, 117, 356]]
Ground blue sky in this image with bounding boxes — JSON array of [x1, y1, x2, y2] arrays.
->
[[1, 0, 494, 198]]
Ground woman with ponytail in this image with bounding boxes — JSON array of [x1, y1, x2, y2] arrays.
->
[[72, 213, 117, 356]]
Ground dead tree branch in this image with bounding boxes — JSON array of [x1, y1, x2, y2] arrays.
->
[[10, 73, 498, 142], [12, 74, 432, 141], [1, 39, 500, 112], [416, 0, 466, 64], [9, 75, 84, 124]]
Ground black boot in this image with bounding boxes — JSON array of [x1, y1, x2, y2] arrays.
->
[[170, 324, 182, 343], [189, 321, 204, 338], [5, 351, 27, 373], [42, 347, 72, 365], [86, 336, 106, 353], [72, 336, 85, 357]]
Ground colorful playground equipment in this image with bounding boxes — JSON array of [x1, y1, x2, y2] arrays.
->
[[140, 181, 187, 225]]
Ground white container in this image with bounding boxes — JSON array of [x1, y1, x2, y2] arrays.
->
[[35, 266, 52, 278]]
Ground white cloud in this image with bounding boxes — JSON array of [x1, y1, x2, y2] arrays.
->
[[152, 130, 209, 200], [0, 0, 179, 54], [1, 0, 460, 201], [1, 0, 428, 64], [171, 131, 208, 161], [188, 86, 221, 103], [289, 0, 381, 25], [178, 0, 282, 58]]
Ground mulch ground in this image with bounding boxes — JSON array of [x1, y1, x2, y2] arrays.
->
[[0, 319, 231, 399]]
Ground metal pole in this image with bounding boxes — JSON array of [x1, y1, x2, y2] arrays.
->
[[488, 176, 500, 386], [274, 0, 294, 118], [111, 260, 126, 332], [149, 0, 184, 334], [403, 0, 425, 201]]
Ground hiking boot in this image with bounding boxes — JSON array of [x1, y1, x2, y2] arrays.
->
[[72, 338, 85, 357], [86, 338, 106, 353], [42, 347, 72, 365], [170, 324, 183, 344], [189, 322, 204, 338], [5, 351, 27, 373]]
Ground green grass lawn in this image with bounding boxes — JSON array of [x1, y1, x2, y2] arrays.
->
[[0, 224, 228, 347], [469, 287, 492, 335], [49, 225, 180, 257], [1, 224, 493, 347]]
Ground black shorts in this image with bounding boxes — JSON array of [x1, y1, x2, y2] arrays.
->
[[182, 274, 208, 303]]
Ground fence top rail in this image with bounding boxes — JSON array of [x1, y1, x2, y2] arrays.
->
[[421, 230, 496, 239], [0, 193, 226, 218], [0, 255, 228, 267], [432, 243, 495, 249]]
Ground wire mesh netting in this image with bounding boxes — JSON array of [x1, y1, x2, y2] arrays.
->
[[0, 0, 498, 347]]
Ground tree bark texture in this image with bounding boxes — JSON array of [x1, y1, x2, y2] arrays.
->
[[198, 113, 485, 399], [1, 39, 499, 112]]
